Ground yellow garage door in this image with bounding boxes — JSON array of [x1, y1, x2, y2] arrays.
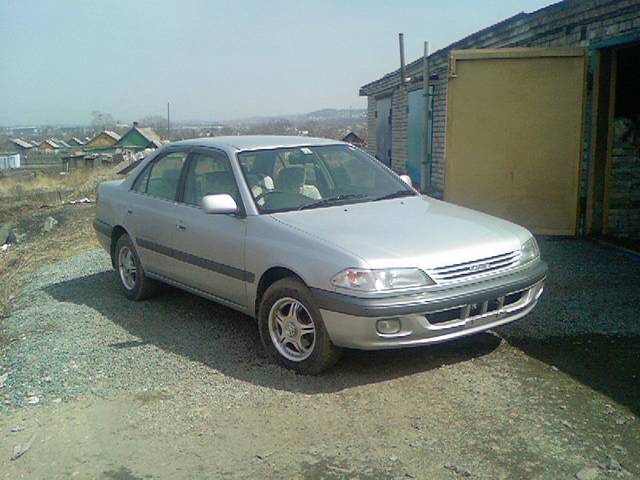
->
[[444, 48, 586, 235]]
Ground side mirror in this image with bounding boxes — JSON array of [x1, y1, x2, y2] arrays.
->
[[202, 194, 238, 214], [399, 174, 413, 188]]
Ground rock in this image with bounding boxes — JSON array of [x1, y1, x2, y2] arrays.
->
[[26, 395, 39, 405], [42, 216, 58, 233], [0, 222, 17, 244], [561, 420, 574, 429], [10, 426, 24, 433], [606, 457, 622, 472], [10, 434, 36, 461], [575, 467, 599, 480], [0, 372, 8, 388], [444, 464, 472, 477], [7, 228, 26, 244]]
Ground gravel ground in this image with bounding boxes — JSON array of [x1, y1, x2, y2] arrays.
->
[[0, 238, 639, 479]]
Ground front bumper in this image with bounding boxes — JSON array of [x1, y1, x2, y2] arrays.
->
[[313, 260, 547, 350]]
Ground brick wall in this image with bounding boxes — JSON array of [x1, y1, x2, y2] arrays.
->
[[608, 141, 640, 239], [391, 86, 408, 174], [361, 0, 640, 196]]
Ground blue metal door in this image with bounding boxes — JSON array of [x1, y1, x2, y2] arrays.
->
[[376, 97, 392, 166]]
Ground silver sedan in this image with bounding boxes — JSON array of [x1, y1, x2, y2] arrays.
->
[[95, 136, 547, 374]]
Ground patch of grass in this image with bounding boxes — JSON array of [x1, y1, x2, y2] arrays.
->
[[0, 167, 123, 319], [0, 166, 114, 198], [0, 204, 100, 319]]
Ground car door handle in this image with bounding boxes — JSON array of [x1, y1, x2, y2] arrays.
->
[[176, 223, 187, 231]]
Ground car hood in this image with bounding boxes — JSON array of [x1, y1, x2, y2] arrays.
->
[[270, 196, 531, 269]]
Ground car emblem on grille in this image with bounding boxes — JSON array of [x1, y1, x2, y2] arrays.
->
[[469, 263, 490, 272]]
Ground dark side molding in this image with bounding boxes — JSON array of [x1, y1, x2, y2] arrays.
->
[[93, 219, 112, 237]]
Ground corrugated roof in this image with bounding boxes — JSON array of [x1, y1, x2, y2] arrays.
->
[[10, 138, 33, 149], [137, 127, 162, 148], [53, 138, 71, 148], [41, 139, 61, 149], [104, 130, 121, 141]]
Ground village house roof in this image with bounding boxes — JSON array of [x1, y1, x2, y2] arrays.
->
[[117, 124, 162, 149], [341, 131, 365, 145], [103, 130, 121, 141], [83, 130, 122, 149], [53, 138, 71, 148], [40, 139, 61, 149], [136, 127, 162, 148], [10, 138, 34, 149], [69, 136, 85, 146]]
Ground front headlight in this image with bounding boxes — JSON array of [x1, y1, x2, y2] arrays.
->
[[331, 268, 435, 292], [520, 237, 540, 264]]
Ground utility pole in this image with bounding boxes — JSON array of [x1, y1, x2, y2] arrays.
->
[[421, 41, 431, 193], [167, 102, 170, 140]]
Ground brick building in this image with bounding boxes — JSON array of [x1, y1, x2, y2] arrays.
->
[[360, 0, 640, 244]]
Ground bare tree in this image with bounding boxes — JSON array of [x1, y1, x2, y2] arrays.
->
[[91, 111, 115, 131]]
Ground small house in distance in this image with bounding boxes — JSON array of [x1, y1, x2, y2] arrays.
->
[[0, 138, 33, 168], [341, 131, 366, 148], [38, 139, 61, 151], [83, 130, 121, 151], [116, 122, 162, 152], [0, 138, 33, 153], [8, 138, 34, 151]]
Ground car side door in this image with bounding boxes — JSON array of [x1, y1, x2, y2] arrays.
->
[[169, 147, 249, 308], [125, 148, 190, 279]]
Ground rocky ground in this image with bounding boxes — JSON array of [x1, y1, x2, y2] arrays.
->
[[0, 239, 639, 479]]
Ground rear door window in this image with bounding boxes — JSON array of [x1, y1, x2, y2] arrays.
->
[[144, 151, 188, 201]]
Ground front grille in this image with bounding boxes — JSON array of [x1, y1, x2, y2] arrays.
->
[[426, 291, 526, 326], [427, 251, 520, 283]]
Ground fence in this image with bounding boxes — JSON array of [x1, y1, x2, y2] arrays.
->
[[20, 151, 66, 170]]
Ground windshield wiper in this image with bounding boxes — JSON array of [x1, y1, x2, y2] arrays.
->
[[373, 190, 415, 202], [297, 193, 369, 211]]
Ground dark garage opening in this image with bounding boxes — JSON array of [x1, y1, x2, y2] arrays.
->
[[590, 42, 640, 251]]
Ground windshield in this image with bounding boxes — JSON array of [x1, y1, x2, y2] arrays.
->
[[237, 144, 415, 213]]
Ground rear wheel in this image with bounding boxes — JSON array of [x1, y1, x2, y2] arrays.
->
[[258, 278, 342, 374], [114, 234, 160, 301]]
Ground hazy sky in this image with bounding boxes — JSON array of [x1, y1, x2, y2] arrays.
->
[[1, 0, 554, 125]]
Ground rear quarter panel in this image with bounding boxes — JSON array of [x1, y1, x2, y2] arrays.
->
[[95, 180, 128, 249]]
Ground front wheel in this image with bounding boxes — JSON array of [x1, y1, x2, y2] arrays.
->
[[258, 278, 342, 374], [114, 234, 160, 301]]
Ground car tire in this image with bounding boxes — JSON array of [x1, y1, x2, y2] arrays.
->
[[114, 234, 160, 301], [258, 277, 342, 374]]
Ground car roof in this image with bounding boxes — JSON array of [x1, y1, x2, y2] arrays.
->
[[169, 135, 345, 152]]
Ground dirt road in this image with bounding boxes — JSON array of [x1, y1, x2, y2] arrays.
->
[[1, 240, 639, 479]]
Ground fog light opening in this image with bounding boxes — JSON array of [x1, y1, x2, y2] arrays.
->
[[376, 318, 401, 335]]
